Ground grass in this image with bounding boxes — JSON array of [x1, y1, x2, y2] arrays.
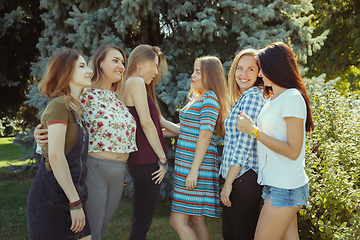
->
[[0, 137, 33, 240], [0, 137, 223, 240]]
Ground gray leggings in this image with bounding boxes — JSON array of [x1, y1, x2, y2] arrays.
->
[[85, 155, 127, 240]]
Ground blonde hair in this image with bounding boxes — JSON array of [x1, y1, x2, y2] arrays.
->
[[228, 48, 263, 105], [38, 48, 83, 118], [88, 45, 126, 101], [189, 56, 230, 136], [125, 44, 168, 113]]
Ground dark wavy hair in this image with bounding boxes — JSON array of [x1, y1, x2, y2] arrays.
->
[[257, 42, 314, 132]]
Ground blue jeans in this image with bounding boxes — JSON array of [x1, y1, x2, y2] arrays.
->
[[128, 163, 160, 240], [262, 183, 309, 207]]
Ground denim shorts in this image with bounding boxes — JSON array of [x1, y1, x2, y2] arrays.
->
[[262, 183, 309, 208]]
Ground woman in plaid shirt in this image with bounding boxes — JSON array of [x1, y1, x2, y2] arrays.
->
[[219, 48, 265, 240]]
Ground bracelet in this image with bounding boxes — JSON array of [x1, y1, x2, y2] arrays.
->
[[158, 159, 168, 168], [70, 203, 82, 210], [69, 199, 81, 208]]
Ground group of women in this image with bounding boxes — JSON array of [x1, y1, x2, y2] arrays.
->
[[27, 41, 313, 240]]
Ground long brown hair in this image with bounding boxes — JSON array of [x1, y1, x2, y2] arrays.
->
[[125, 44, 168, 113], [88, 45, 126, 101], [228, 48, 263, 105], [190, 56, 230, 136], [38, 48, 84, 117], [258, 42, 314, 132]]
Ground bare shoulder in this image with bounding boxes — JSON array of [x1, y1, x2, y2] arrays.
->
[[126, 77, 145, 88], [124, 77, 147, 106]]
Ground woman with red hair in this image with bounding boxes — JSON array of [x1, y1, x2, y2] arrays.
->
[[27, 48, 92, 240]]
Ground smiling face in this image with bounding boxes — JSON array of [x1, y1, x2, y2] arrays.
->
[[100, 49, 125, 84], [191, 60, 207, 94], [70, 55, 93, 88], [138, 55, 159, 84], [234, 55, 260, 93]]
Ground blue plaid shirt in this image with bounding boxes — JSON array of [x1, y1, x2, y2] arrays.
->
[[220, 86, 266, 179]]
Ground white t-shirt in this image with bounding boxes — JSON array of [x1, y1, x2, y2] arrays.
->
[[257, 88, 309, 189]]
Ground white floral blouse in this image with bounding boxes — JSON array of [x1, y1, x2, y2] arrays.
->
[[80, 88, 138, 153]]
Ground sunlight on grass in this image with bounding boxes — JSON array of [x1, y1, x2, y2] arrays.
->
[[0, 137, 32, 168], [0, 137, 34, 240], [0, 137, 224, 239]]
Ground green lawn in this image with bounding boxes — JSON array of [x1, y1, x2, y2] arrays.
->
[[0, 137, 223, 240]]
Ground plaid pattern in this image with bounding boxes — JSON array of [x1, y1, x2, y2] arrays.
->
[[220, 86, 266, 179]]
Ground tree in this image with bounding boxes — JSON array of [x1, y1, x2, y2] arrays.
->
[[306, 0, 360, 93], [0, 0, 44, 136], [16, 1, 360, 238], [20, 0, 327, 197]]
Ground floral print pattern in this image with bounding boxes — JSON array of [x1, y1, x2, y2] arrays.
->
[[80, 88, 137, 153]]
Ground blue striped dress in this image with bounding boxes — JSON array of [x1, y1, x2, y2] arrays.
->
[[171, 90, 220, 218]]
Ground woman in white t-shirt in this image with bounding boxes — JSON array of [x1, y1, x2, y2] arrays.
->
[[236, 42, 314, 240]]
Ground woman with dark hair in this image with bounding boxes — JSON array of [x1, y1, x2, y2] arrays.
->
[[169, 56, 230, 240], [34, 45, 138, 240], [237, 42, 314, 240], [27, 49, 92, 240], [123, 44, 171, 240], [220, 48, 265, 240]]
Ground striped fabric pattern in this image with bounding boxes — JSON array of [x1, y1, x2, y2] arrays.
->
[[171, 91, 220, 218]]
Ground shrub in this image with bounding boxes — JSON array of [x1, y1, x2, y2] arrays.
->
[[298, 76, 360, 239]]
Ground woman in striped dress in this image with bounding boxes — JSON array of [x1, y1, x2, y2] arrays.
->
[[169, 56, 229, 240]]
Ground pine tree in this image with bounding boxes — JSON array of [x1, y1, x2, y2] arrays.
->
[[0, 0, 44, 136], [19, 0, 328, 198]]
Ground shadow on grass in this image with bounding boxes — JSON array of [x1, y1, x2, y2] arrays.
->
[[0, 138, 224, 240]]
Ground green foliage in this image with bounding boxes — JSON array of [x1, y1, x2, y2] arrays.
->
[[0, 0, 44, 134], [306, 0, 360, 94], [19, 0, 328, 200], [297, 77, 360, 239]]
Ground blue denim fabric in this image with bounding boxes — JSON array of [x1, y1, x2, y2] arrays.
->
[[27, 110, 90, 239], [262, 183, 309, 208]]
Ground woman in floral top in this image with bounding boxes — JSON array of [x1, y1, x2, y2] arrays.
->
[[81, 87, 137, 153], [35, 45, 137, 240]]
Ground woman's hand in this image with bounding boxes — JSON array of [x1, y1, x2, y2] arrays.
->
[[237, 112, 256, 134], [70, 207, 86, 233], [152, 165, 166, 184], [34, 124, 48, 146], [186, 169, 199, 190], [220, 184, 232, 207]]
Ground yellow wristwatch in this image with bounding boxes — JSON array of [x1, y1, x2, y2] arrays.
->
[[250, 127, 259, 139]]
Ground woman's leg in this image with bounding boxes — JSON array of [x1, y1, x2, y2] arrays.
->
[[189, 215, 209, 240], [169, 211, 199, 240], [282, 214, 300, 240], [222, 170, 263, 240], [128, 163, 160, 240], [85, 156, 108, 240], [101, 160, 127, 235], [254, 200, 301, 240]]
